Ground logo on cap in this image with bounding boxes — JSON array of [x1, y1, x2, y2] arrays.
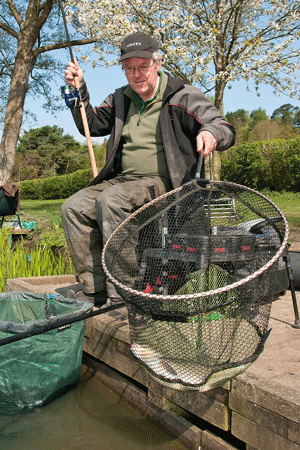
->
[[127, 42, 142, 47]]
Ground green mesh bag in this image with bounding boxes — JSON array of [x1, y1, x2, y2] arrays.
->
[[0, 291, 93, 415]]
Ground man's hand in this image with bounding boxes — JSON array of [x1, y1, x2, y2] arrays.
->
[[196, 131, 217, 157], [64, 58, 84, 89]]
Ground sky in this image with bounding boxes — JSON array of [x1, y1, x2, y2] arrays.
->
[[23, 57, 300, 144]]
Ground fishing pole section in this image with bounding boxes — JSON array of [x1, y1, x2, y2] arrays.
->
[[59, 2, 98, 178], [0, 296, 125, 347]]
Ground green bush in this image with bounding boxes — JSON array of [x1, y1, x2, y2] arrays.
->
[[20, 169, 94, 200], [70, 169, 94, 193], [221, 137, 300, 191], [42, 176, 68, 199], [20, 179, 42, 199]]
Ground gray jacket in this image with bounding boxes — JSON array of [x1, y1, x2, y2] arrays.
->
[[72, 72, 235, 189]]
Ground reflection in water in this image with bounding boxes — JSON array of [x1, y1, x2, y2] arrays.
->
[[0, 366, 186, 450]]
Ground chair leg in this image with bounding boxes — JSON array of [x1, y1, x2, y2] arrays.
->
[[16, 214, 22, 228], [284, 250, 300, 329]]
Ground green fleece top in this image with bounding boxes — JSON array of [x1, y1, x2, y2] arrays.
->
[[121, 71, 170, 181]]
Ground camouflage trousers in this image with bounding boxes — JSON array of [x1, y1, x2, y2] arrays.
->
[[61, 174, 170, 298]]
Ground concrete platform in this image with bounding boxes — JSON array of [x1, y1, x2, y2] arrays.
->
[[5, 274, 83, 295], [5, 275, 300, 450]]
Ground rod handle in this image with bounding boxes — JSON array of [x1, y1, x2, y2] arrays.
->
[[194, 155, 204, 180]]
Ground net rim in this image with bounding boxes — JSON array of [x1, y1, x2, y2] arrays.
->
[[102, 180, 289, 302]]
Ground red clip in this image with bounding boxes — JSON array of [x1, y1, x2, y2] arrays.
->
[[242, 246, 251, 251], [143, 283, 155, 293]]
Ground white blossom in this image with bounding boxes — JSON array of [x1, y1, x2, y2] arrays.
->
[[66, 0, 300, 110]]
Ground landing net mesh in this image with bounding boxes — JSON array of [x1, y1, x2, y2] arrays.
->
[[102, 180, 289, 391]]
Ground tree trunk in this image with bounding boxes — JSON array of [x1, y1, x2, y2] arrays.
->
[[211, 3, 227, 182], [212, 74, 226, 181], [0, 43, 33, 185], [0, 0, 55, 185]]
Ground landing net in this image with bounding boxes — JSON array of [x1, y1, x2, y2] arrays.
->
[[102, 180, 289, 391]]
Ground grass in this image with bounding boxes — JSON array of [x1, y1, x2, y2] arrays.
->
[[19, 198, 65, 227], [1, 191, 298, 291], [261, 190, 300, 247], [18, 199, 67, 250], [18, 192, 300, 247]]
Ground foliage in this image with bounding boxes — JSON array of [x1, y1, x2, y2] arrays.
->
[[247, 119, 299, 143], [271, 104, 300, 128], [221, 137, 300, 192], [249, 108, 269, 129], [42, 176, 71, 200], [39, 217, 67, 249], [18, 198, 66, 249], [0, 227, 73, 293], [226, 109, 251, 132], [12, 126, 107, 182], [0, 1, 95, 121], [19, 179, 42, 200], [225, 107, 300, 145], [18, 134, 300, 200], [13, 126, 81, 180]]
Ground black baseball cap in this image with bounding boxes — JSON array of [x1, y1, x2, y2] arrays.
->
[[120, 32, 159, 61]]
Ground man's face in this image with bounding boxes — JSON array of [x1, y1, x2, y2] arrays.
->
[[123, 57, 161, 101]]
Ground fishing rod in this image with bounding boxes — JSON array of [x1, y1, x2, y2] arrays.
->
[[0, 301, 125, 347], [60, 2, 98, 178]]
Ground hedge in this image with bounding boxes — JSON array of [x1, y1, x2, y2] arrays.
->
[[221, 137, 300, 192], [20, 137, 300, 199], [20, 169, 94, 200]]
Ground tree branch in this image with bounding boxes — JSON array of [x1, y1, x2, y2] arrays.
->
[[37, 0, 55, 29], [33, 37, 97, 56], [0, 20, 18, 39], [7, 0, 23, 27], [0, 49, 14, 75]]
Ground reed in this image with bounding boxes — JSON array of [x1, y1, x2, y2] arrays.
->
[[0, 228, 73, 292]]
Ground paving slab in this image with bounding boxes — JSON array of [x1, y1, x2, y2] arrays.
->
[[5, 274, 83, 296], [246, 290, 300, 391]]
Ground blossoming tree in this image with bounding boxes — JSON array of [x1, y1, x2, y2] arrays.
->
[[67, 0, 300, 177]]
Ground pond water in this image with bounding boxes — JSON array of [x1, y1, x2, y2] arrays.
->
[[0, 366, 187, 450]]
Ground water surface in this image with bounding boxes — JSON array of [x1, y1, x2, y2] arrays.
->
[[0, 367, 187, 450]]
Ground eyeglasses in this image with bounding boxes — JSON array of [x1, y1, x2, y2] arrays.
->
[[123, 62, 155, 75]]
